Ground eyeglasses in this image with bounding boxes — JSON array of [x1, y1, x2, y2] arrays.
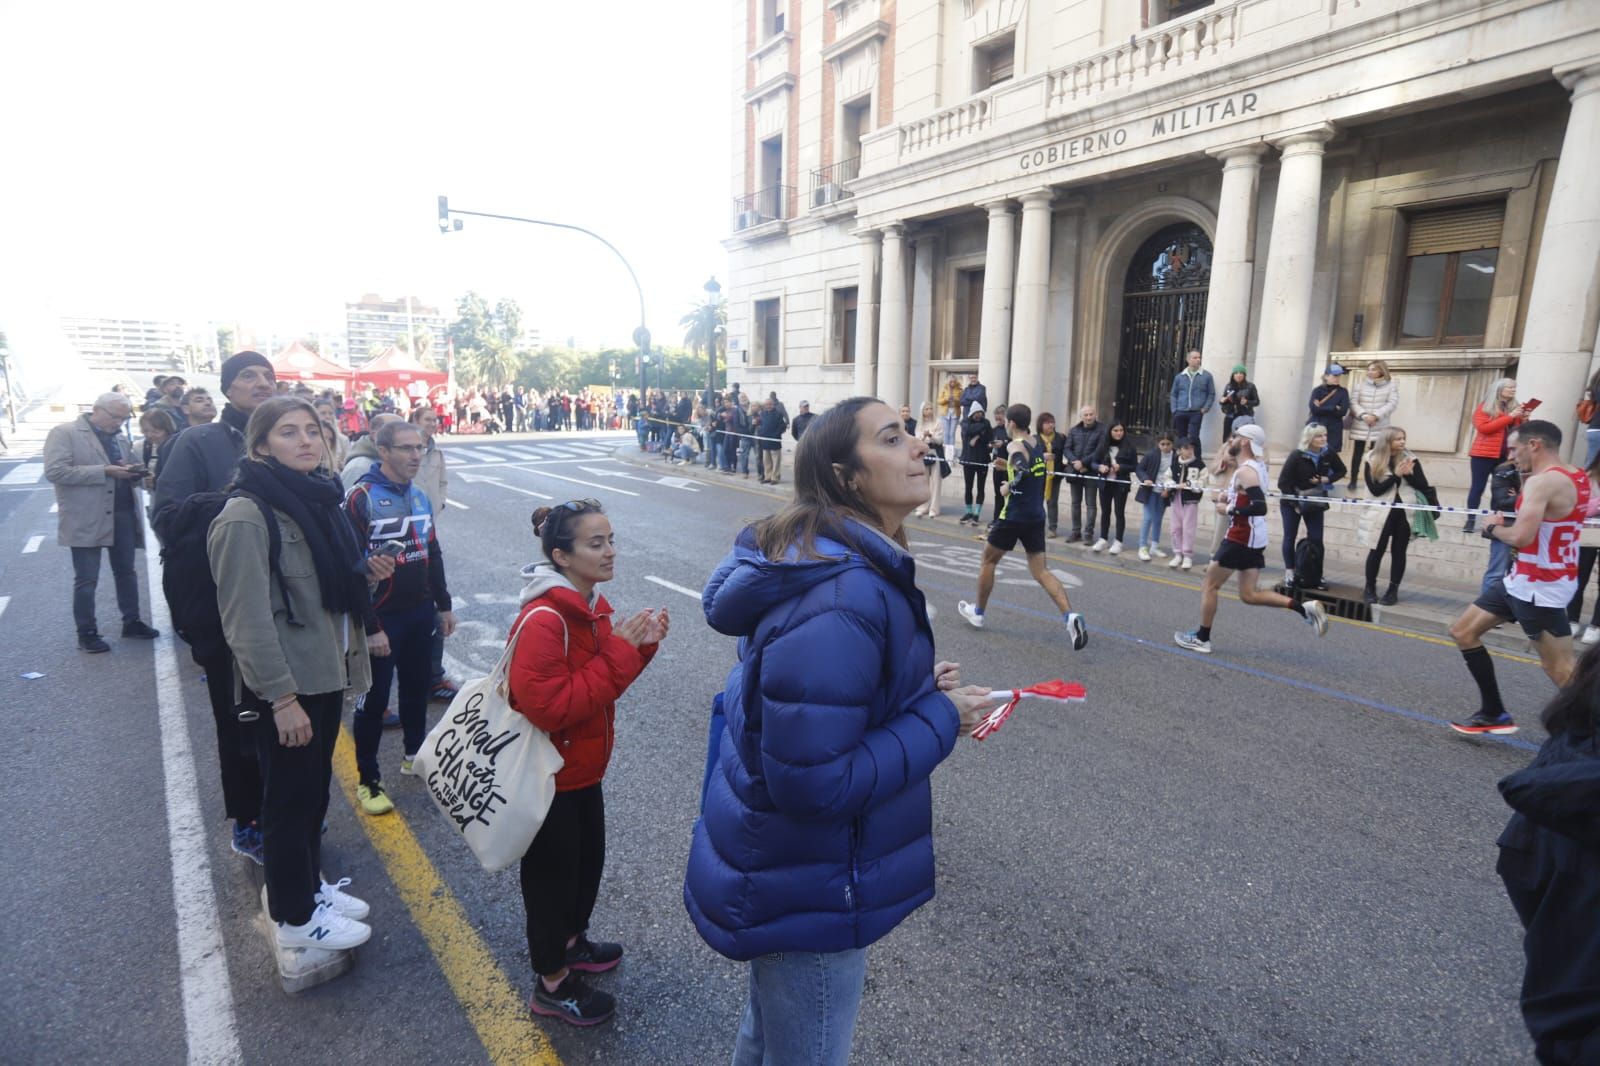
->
[[383, 444, 425, 454]]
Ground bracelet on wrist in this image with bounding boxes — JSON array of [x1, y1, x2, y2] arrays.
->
[[271, 696, 297, 712]]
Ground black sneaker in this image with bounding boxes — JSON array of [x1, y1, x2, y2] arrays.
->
[[565, 935, 623, 973], [78, 633, 111, 654], [1378, 588, 1399, 606], [530, 972, 616, 1027], [1450, 712, 1518, 736], [122, 620, 159, 639]]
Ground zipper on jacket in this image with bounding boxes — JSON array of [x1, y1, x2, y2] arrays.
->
[[846, 817, 861, 918]]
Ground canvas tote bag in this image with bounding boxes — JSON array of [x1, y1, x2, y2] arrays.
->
[[412, 605, 566, 872]]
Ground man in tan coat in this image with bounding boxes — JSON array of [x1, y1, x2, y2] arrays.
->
[[43, 392, 159, 652]]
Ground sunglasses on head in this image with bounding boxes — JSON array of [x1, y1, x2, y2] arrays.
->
[[559, 498, 603, 513]]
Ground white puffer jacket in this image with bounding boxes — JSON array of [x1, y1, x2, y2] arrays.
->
[[1349, 378, 1399, 442]]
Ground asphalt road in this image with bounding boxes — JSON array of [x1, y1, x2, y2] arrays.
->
[[0, 431, 1548, 1064]]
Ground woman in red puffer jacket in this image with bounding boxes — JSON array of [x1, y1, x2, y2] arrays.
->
[[506, 499, 666, 1028], [1466, 377, 1527, 533]]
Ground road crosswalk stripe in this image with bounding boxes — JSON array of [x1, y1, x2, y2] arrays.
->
[[22, 535, 43, 553], [1, 462, 42, 485]]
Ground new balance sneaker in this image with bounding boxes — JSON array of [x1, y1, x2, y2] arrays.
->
[[316, 877, 371, 921], [1174, 629, 1212, 654], [1450, 712, 1518, 736], [1303, 600, 1329, 638], [1090, 538, 1108, 553], [276, 902, 372, 951], [231, 822, 264, 866], [357, 781, 395, 816], [530, 972, 616, 1027], [957, 600, 985, 629], [400, 754, 418, 776], [429, 681, 460, 703], [1065, 613, 1089, 651], [564, 935, 623, 973]]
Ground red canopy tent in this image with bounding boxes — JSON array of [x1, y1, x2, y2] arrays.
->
[[352, 345, 448, 396], [270, 341, 355, 387]]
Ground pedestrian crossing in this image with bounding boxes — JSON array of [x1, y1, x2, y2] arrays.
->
[[444, 441, 621, 465]]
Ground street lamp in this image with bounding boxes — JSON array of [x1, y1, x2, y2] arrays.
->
[[703, 275, 721, 406]]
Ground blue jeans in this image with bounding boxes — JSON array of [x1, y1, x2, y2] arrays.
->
[[705, 430, 720, 467], [731, 947, 869, 1066], [1480, 538, 1513, 597], [1139, 496, 1167, 549], [738, 438, 754, 474]]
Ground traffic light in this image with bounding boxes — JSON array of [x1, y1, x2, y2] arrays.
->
[[437, 195, 449, 233]]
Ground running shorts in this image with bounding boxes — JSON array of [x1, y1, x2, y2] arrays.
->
[[1474, 578, 1572, 639], [987, 520, 1047, 555], [1213, 540, 1267, 572]]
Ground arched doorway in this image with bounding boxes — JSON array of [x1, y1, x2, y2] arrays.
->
[[1113, 223, 1212, 435]]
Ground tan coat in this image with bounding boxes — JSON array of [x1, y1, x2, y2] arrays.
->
[[208, 497, 372, 704], [43, 416, 145, 549], [415, 437, 448, 518]]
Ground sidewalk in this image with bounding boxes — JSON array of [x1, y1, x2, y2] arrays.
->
[[613, 441, 1548, 656]]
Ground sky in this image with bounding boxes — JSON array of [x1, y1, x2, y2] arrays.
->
[[0, 1, 734, 358]]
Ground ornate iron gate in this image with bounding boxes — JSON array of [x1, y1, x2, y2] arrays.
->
[[1114, 224, 1212, 436]]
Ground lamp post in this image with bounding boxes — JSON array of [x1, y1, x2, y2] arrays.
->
[[702, 275, 721, 406]]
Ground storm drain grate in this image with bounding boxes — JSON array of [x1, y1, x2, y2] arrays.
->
[[1274, 584, 1373, 623]]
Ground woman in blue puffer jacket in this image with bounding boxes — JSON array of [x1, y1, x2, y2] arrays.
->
[[686, 396, 995, 1065]]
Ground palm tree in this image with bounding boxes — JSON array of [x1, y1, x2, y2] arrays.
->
[[473, 343, 523, 390], [680, 297, 727, 393]]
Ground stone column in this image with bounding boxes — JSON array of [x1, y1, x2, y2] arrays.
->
[[1008, 189, 1054, 409], [977, 199, 1017, 403], [1509, 63, 1600, 455], [1252, 125, 1335, 453], [1201, 142, 1267, 446], [909, 233, 940, 409], [853, 228, 880, 397], [876, 223, 910, 409]]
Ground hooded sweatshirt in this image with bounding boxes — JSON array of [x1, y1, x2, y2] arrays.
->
[[506, 563, 656, 790], [684, 518, 959, 962], [344, 464, 451, 619]]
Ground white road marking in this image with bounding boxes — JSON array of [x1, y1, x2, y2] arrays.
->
[[645, 575, 702, 600], [0, 595, 9, 621], [502, 446, 542, 460], [470, 445, 523, 460], [445, 499, 470, 511], [518, 468, 640, 496], [49, 502, 59, 513], [455, 472, 553, 500], [530, 446, 579, 458], [1, 462, 42, 485], [580, 467, 698, 491], [139, 511, 244, 1063], [22, 535, 43, 553]]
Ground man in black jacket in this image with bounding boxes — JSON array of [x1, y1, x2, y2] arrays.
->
[[791, 400, 815, 440], [756, 397, 789, 484], [1062, 406, 1107, 542], [149, 350, 281, 866]]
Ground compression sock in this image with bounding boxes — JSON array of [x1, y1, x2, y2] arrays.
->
[[1196, 626, 1212, 642], [1461, 646, 1505, 715], [1286, 602, 1308, 618]]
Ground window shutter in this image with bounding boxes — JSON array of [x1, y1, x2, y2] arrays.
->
[[1405, 202, 1505, 257]]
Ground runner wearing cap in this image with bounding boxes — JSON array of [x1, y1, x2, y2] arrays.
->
[[1175, 423, 1328, 654]]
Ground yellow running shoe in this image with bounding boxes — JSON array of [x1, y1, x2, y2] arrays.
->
[[357, 781, 394, 816]]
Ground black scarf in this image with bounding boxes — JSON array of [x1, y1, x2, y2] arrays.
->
[[233, 458, 368, 618]]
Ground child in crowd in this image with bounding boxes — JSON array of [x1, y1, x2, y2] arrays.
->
[[1169, 438, 1206, 570], [1135, 433, 1176, 561]]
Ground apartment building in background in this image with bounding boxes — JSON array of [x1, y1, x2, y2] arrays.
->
[[344, 294, 448, 368], [58, 316, 215, 377], [724, 0, 1600, 474]]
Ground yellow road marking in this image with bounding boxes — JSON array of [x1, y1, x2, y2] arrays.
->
[[333, 728, 562, 1065]]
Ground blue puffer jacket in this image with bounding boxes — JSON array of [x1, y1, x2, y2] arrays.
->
[[684, 519, 960, 962]]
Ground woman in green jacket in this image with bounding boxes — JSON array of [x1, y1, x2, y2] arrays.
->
[[210, 396, 387, 954]]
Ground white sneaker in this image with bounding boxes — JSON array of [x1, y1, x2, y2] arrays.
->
[[1181, 555, 1193, 570], [1138, 546, 1151, 562], [276, 902, 372, 950], [1090, 538, 1108, 553], [1151, 545, 1169, 558], [1584, 625, 1600, 645], [1064, 613, 1089, 651], [1168, 554, 1182, 569], [317, 877, 371, 920], [1174, 629, 1212, 654], [1303, 600, 1329, 638], [1108, 541, 1122, 556], [958, 600, 985, 629]]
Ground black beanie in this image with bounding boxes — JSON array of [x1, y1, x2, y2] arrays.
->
[[220, 351, 273, 395]]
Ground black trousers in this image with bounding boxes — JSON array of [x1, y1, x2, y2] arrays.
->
[[70, 506, 141, 635], [990, 468, 1006, 523], [1348, 440, 1369, 486], [1069, 475, 1098, 536], [1098, 481, 1130, 541], [1364, 508, 1410, 591], [353, 604, 436, 784], [1499, 837, 1600, 1065], [201, 650, 262, 825], [253, 690, 343, 927], [520, 784, 606, 977], [962, 464, 985, 508], [1280, 500, 1325, 571]]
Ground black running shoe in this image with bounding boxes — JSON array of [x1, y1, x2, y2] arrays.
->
[[1450, 712, 1517, 736], [530, 972, 616, 1027], [78, 633, 111, 654], [564, 935, 623, 973]]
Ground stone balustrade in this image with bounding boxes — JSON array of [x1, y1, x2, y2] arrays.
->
[[898, 98, 992, 156], [1048, 5, 1239, 107]]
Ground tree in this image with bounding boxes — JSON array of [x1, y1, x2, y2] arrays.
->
[[472, 343, 524, 390], [680, 296, 727, 394], [449, 291, 495, 352], [217, 325, 235, 360], [395, 326, 435, 364], [493, 299, 523, 346]]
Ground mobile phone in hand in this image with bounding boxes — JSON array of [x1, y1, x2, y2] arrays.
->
[[1522, 398, 1542, 412], [377, 540, 406, 558]]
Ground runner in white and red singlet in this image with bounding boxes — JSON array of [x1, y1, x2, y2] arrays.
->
[[1449, 419, 1587, 735]]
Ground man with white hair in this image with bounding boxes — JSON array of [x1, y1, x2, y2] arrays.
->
[[1174, 423, 1328, 654], [43, 392, 158, 652]]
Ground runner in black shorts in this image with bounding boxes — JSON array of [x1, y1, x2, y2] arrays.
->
[[1473, 579, 1572, 640], [959, 404, 1088, 649]]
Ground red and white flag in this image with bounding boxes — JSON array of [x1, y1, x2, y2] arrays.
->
[[971, 680, 1086, 741]]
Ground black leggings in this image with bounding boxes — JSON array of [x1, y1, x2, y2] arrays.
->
[[963, 463, 986, 507], [520, 783, 606, 977], [1364, 508, 1410, 591], [1568, 547, 1600, 626], [202, 650, 262, 825], [253, 690, 343, 927], [1348, 440, 1368, 486], [1098, 481, 1130, 541], [991, 468, 1007, 522]]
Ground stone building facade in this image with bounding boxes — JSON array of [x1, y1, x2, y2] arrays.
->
[[724, 0, 1600, 476]]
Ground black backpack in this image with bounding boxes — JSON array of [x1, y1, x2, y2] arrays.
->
[[160, 491, 293, 666], [1293, 537, 1324, 591]]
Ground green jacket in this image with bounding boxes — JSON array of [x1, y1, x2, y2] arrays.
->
[[208, 497, 372, 704]]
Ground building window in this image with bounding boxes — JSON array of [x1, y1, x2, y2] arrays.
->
[[754, 298, 782, 366], [1150, 0, 1214, 23], [759, 0, 784, 39], [831, 287, 858, 364], [1396, 202, 1504, 347], [973, 34, 1015, 92], [952, 268, 985, 359]]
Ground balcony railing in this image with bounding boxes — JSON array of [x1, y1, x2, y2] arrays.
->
[[1047, 3, 1239, 107], [899, 98, 991, 156], [733, 186, 793, 231], [809, 157, 861, 208]]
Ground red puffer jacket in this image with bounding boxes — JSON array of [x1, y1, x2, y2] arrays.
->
[[1470, 404, 1523, 459], [506, 572, 657, 791]]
